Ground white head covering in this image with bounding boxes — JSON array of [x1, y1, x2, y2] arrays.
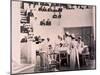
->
[[71, 34, 75, 38], [65, 32, 70, 36]]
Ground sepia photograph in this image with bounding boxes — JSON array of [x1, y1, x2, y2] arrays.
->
[[11, 0, 96, 74]]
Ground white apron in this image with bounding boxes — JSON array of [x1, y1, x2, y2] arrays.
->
[[78, 41, 84, 54], [64, 36, 71, 54], [70, 40, 80, 69]]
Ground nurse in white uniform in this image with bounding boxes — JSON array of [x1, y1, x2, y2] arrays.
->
[[77, 36, 84, 54], [64, 32, 72, 66], [70, 34, 80, 69], [40, 38, 50, 71], [77, 36, 85, 67], [64, 32, 71, 55]]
